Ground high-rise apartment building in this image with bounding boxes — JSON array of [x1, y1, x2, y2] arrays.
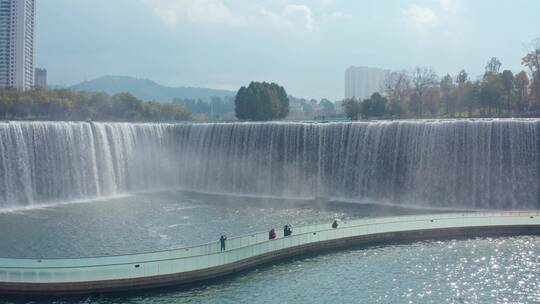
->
[[345, 66, 389, 100], [0, 0, 36, 91]]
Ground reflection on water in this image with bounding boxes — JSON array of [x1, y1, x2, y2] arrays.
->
[[0, 190, 432, 258], [164, 236, 540, 304], [4, 236, 539, 304], [1, 191, 537, 303]]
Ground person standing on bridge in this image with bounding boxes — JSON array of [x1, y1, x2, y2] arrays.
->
[[220, 235, 227, 251], [284, 225, 292, 237], [332, 220, 339, 229], [269, 228, 276, 240]]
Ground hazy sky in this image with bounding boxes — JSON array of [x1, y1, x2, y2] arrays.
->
[[37, 0, 540, 100]]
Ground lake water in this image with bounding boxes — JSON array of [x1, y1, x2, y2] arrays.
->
[[1, 191, 538, 303]]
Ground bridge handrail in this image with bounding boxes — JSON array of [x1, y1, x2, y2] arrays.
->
[[1, 212, 452, 261], [0, 211, 538, 270]]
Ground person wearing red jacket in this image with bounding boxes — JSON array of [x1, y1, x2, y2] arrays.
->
[[269, 229, 276, 240]]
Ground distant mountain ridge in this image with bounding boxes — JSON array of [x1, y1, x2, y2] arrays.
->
[[70, 76, 236, 102]]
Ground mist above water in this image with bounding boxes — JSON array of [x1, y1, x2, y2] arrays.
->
[[0, 120, 538, 210]]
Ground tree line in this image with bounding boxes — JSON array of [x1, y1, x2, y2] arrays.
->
[[342, 38, 540, 120], [173, 96, 235, 116], [174, 94, 337, 121], [288, 97, 336, 120], [0, 88, 191, 122]]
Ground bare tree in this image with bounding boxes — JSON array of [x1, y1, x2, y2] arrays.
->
[[383, 71, 411, 116], [341, 98, 361, 120], [455, 70, 469, 116], [501, 70, 514, 113], [411, 67, 438, 118], [485, 57, 502, 76], [522, 38, 540, 73], [440, 74, 455, 116], [523, 38, 540, 110], [456, 70, 468, 85], [514, 71, 529, 112]]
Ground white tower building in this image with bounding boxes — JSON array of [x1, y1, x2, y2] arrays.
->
[[345, 66, 389, 100], [0, 0, 36, 91]]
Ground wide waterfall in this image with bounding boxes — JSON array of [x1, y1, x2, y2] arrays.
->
[[0, 120, 539, 210]]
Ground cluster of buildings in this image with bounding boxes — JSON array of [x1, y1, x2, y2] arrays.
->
[[344, 66, 389, 101], [0, 0, 45, 91]]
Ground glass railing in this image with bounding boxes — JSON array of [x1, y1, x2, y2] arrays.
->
[[0, 212, 538, 284]]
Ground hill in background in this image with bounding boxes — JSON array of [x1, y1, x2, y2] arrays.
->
[[70, 75, 236, 102]]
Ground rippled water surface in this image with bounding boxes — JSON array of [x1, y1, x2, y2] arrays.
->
[[1, 191, 538, 303], [130, 236, 538, 304], [5, 236, 539, 304], [0, 190, 429, 258]]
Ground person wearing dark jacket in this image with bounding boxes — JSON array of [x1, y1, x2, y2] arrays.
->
[[332, 220, 339, 229], [284, 225, 292, 237], [220, 235, 227, 251]]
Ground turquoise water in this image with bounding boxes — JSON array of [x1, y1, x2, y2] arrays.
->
[[127, 236, 539, 304], [4, 236, 539, 303], [0, 191, 430, 258], [1, 191, 538, 303]]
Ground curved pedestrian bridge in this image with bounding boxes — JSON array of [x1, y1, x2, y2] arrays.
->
[[1, 212, 539, 295]]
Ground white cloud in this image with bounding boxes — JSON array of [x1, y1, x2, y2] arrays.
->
[[144, 0, 315, 32], [402, 0, 462, 32], [284, 5, 315, 31], [402, 5, 438, 28], [439, 0, 460, 14], [260, 4, 315, 32], [143, 0, 243, 28]]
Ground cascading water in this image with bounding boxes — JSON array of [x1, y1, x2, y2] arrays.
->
[[0, 120, 538, 210]]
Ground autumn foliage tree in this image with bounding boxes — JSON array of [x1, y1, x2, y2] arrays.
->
[[0, 88, 191, 121]]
